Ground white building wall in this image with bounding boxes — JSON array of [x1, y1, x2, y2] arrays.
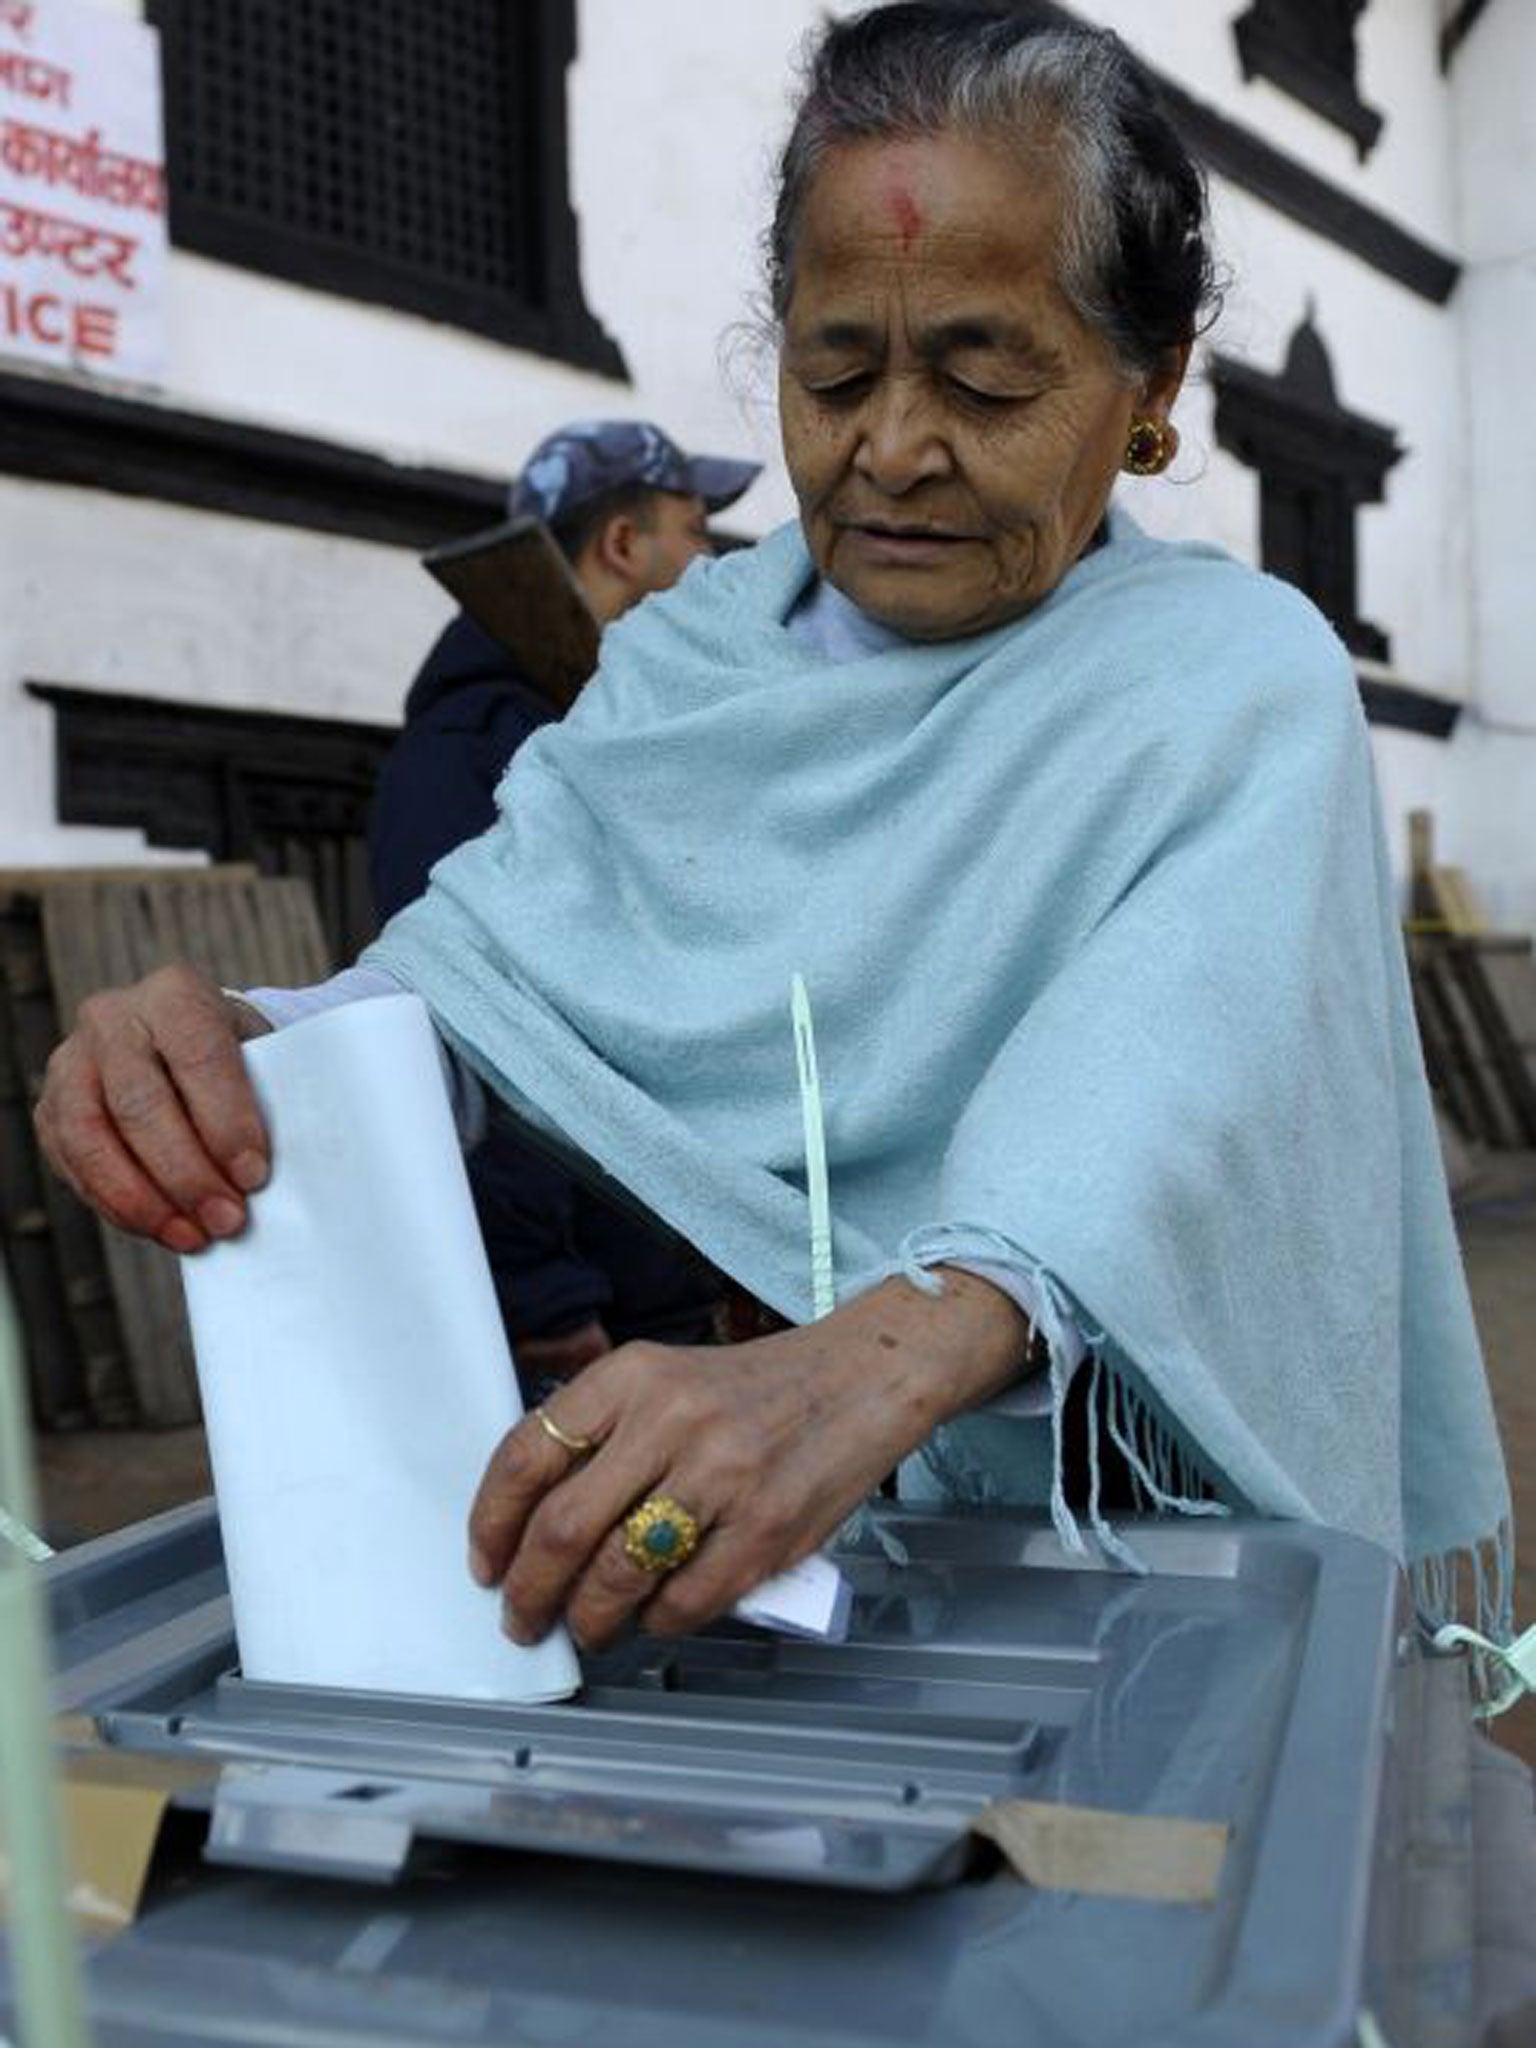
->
[[155, 2, 817, 494], [1374, 0, 1536, 935], [1142, 176, 1474, 706], [0, 0, 816, 870], [0, 480, 454, 866], [1, 0, 1531, 927], [1449, 0, 1536, 732], [1090, 0, 1459, 247], [1063, 1, 1536, 929]]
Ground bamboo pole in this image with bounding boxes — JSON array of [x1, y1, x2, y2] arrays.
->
[[0, 1260, 93, 2047]]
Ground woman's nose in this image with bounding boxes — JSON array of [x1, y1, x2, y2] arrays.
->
[[853, 383, 951, 495]]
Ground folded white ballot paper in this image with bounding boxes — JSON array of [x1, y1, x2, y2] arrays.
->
[[181, 994, 580, 1702], [181, 995, 847, 1705]]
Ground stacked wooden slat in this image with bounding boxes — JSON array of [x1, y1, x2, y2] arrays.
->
[[1409, 933, 1536, 1151], [0, 867, 329, 1428], [0, 889, 117, 1428]]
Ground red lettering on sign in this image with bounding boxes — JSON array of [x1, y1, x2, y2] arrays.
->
[[73, 299, 115, 355], [1, 279, 64, 340], [1, 279, 120, 355]]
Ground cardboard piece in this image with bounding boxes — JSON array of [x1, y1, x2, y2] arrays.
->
[[422, 517, 599, 711], [0, 1731, 219, 1937], [972, 1799, 1229, 1905]]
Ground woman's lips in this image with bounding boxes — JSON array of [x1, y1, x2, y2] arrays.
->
[[839, 523, 976, 565]]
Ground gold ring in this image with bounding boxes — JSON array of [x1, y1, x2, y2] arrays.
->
[[622, 1495, 701, 1576], [532, 1406, 596, 1458]]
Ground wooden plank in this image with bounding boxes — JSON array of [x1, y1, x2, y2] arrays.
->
[[0, 897, 135, 1426], [35, 870, 334, 1427], [1448, 939, 1536, 1146], [1408, 953, 1485, 1143], [1425, 865, 1486, 936], [0, 863, 258, 894], [0, 865, 319, 1429], [1470, 938, 1536, 1062], [0, 910, 90, 1428], [421, 517, 598, 712], [1413, 941, 1525, 1148], [1409, 941, 1498, 1145], [257, 875, 331, 985], [37, 879, 194, 1425]]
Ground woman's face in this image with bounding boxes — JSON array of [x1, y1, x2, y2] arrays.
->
[[778, 132, 1184, 641]]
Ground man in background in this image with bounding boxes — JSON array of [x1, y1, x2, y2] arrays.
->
[[370, 419, 760, 1389]]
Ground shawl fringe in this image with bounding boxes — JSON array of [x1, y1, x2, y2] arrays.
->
[[897, 1225, 1230, 1573], [1413, 1520, 1518, 1711], [896, 1226, 1515, 1697]]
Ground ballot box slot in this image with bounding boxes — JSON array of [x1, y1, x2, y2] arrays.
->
[[199, 1758, 984, 1891]]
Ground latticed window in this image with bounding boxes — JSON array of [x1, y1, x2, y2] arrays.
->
[[147, 0, 622, 371]]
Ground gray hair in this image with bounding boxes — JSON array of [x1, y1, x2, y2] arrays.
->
[[768, 5, 1217, 378]]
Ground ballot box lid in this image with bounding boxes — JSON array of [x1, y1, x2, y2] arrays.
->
[[8, 1500, 1480, 2048]]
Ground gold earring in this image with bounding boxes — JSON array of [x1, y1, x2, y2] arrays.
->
[[1124, 417, 1176, 477]]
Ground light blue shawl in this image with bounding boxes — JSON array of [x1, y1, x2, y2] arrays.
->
[[369, 511, 1510, 1630]]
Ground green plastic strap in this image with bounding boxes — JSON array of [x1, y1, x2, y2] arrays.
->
[[1356, 2012, 1393, 2048], [1430, 1619, 1536, 1721], [0, 1504, 52, 1564], [0, 1265, 94, 2047], [791, 974, 835, 1322]]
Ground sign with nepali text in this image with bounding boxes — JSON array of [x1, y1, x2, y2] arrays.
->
[[0, 0, 166, 382]]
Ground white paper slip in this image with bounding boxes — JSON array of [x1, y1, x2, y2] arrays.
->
[[734, 1552, 852, 1642], [180, 995, 579, 1704]]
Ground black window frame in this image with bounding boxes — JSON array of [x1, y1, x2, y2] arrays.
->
[[28, 682, 395, 965], [146, 0, 625, 376], [1210, 315, 1402, 664]]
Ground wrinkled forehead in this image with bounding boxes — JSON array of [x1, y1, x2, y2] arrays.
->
[[785, 133, 1071, 322]]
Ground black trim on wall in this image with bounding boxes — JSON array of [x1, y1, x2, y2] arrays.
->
[[0, 369, 504, 547], [1358, 676, 1462, 739], [1173, 87, 1455, 302], [1232, 3, 1383, 160], [999, 0, 1458, 303], [1440, 0, 1492, 72]]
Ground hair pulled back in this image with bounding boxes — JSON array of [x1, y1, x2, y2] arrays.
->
[[768, 3, 1218, 378]]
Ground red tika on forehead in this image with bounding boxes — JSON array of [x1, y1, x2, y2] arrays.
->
[[884, 182, 922, 251]]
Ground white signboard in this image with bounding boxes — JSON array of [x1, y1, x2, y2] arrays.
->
[[0, 0, 167, 383]]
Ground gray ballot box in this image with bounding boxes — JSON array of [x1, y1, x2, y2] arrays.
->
[[5, 1500, 1528, 2047]]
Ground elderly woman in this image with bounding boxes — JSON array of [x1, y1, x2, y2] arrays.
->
[[38, 6, 1509, 1660]]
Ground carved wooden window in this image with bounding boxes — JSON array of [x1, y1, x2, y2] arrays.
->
[[1233, 1, 1384, 157], [146, 0, 622, 372], [1211, 315, 1402, 663], [28, 684, 395, 965]]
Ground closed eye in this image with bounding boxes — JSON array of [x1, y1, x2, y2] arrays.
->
[[947, 378, 1034, 411], [802, 373, 875, 404]]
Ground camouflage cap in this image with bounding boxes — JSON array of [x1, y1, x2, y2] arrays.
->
[[508, 419, 760, 526]]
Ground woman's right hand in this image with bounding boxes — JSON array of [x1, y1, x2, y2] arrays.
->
[[34, 963, 273, 1254]]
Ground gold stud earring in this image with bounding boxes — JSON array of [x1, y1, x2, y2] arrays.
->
[[1124, 417, 1176, 477]]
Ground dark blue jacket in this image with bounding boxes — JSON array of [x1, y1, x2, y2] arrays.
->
[[368, 613, 719, 1350]]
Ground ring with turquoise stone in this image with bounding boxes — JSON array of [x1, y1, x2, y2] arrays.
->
[[622, 1495, 702, 1575]]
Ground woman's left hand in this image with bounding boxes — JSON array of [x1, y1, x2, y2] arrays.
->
[[468, 1268, 1030, 1650]]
